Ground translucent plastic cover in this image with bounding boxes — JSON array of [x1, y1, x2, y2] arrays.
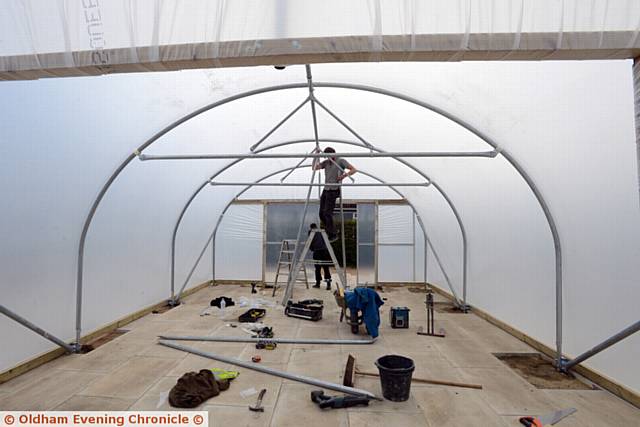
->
[[0, 60, 638, 396]]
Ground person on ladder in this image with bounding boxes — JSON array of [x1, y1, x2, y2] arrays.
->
[[309, 223, 332, 290], [313, 147, 357, 242]]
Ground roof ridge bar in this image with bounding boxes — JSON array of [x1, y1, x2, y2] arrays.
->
[[208, 182, 429, 187], [139, 150, 498, 160]]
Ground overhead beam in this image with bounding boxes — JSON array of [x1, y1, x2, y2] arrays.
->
[[138, 150, 497, 161], [4, 32, 640, 81], [209, 181, 429, 187]]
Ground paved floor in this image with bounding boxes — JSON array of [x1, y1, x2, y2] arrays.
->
[[1, 284, 638, 426]]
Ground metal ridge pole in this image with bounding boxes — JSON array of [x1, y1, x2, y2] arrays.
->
[[202, 164, 463, 307], [158, 335, 377, 344], [174, 139, 468, 312], [209, 182, 430, 187], [139, 151, 498, 160], [1, 304, 75, 353], [158, 340, 380, 399]]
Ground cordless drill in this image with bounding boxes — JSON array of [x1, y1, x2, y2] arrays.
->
[[310, 390, 370, 409]]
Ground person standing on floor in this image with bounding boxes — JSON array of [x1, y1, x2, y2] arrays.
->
[[308, 223, 333, 290], [312, 147, 357, 241]]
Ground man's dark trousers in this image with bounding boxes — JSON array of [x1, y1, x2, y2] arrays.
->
[[320, 189, 340, 237], [313, 249, 332, 284]]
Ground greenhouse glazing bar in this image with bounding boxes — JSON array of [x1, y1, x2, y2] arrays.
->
[[209, 182, 430, 187], [138, 151, 498, 160]]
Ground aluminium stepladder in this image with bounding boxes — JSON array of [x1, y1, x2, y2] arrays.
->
[[280, 229, 347, 304], [271, 239, 310, 296]]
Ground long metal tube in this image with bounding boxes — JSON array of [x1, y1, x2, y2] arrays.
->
[[562, 320, 640, 371], [633, 58, 640, 211], [204, 164, 462, 306], [314, 98, 374, 149], [0, 304, 75, 353], [158, 335, 376, 344], [312, 82, 561, 364], [174, 165, 312, 303], [179, 139, 468, 308], [209, 182, 430, 187], [76, 83, 310, 351], [158, 340, 379, 399], [249, 96, 310, 152], [80, 82, 556, 360], [282, 167, 318, 303], [139, 150, 497, 161]]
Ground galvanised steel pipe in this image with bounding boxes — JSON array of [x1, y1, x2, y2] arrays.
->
[[158, 340, 380, 399], [138, 150, 497, 160], [312, 82, 562, 365], [1, 304, 75, 353], [171, 136, 461, 299], [80, 82, 557, 360], [173, 164, 312, 303], [159, 335, 377, 344], [562, 320, 640, 372], [173, 138, 467, 307], [209, 182, 430, 187], [76, 83, 310, 350], [202, 165, 463, 306]]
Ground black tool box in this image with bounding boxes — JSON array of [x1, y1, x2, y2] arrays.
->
[[390, 306, 410, 328], [284, 299, 324, 321]]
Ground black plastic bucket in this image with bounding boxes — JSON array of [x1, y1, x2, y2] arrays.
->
[[374, 355, 415, 401]]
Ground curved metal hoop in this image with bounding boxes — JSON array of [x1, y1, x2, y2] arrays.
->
[[174, 163, 460, 305], [75, 81, 561, 366], [170, 138, 467, 305]]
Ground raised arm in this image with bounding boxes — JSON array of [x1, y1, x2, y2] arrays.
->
[[312, 147, 325, 170], [337, 161, 357, 181]]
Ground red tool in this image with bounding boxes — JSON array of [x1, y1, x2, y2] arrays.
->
[[519, 408, 576, 426], [251, 355, 261, 363]]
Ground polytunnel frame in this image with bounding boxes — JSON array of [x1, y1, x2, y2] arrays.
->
[[169, 137, 467, 306], [172, 163, 460, 306], [70, 80, 563, 367]]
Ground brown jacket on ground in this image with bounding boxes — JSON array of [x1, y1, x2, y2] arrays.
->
[[169, 369, 231, 408]]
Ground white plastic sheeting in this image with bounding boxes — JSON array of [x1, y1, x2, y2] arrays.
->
[[3, 1, 640, 80], [0, 60, 638, 397], [377, 204, 418, 283], [214, 204, 263, 281]]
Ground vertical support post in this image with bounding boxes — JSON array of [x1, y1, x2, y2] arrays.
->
[[283, 167, 317, 301], [633, 57, 640, 210], [212, 228, 216, 286], [340, 192, 347, 286]]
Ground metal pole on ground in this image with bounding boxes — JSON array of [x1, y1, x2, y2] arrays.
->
[[158, 340, 379, 399], [1, 304, 75, 353]]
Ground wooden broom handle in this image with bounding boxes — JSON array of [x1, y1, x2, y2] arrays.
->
[[355, 370, 483, 390]]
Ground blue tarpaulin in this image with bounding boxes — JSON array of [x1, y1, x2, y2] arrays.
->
[[345, 287, 384, 338]]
